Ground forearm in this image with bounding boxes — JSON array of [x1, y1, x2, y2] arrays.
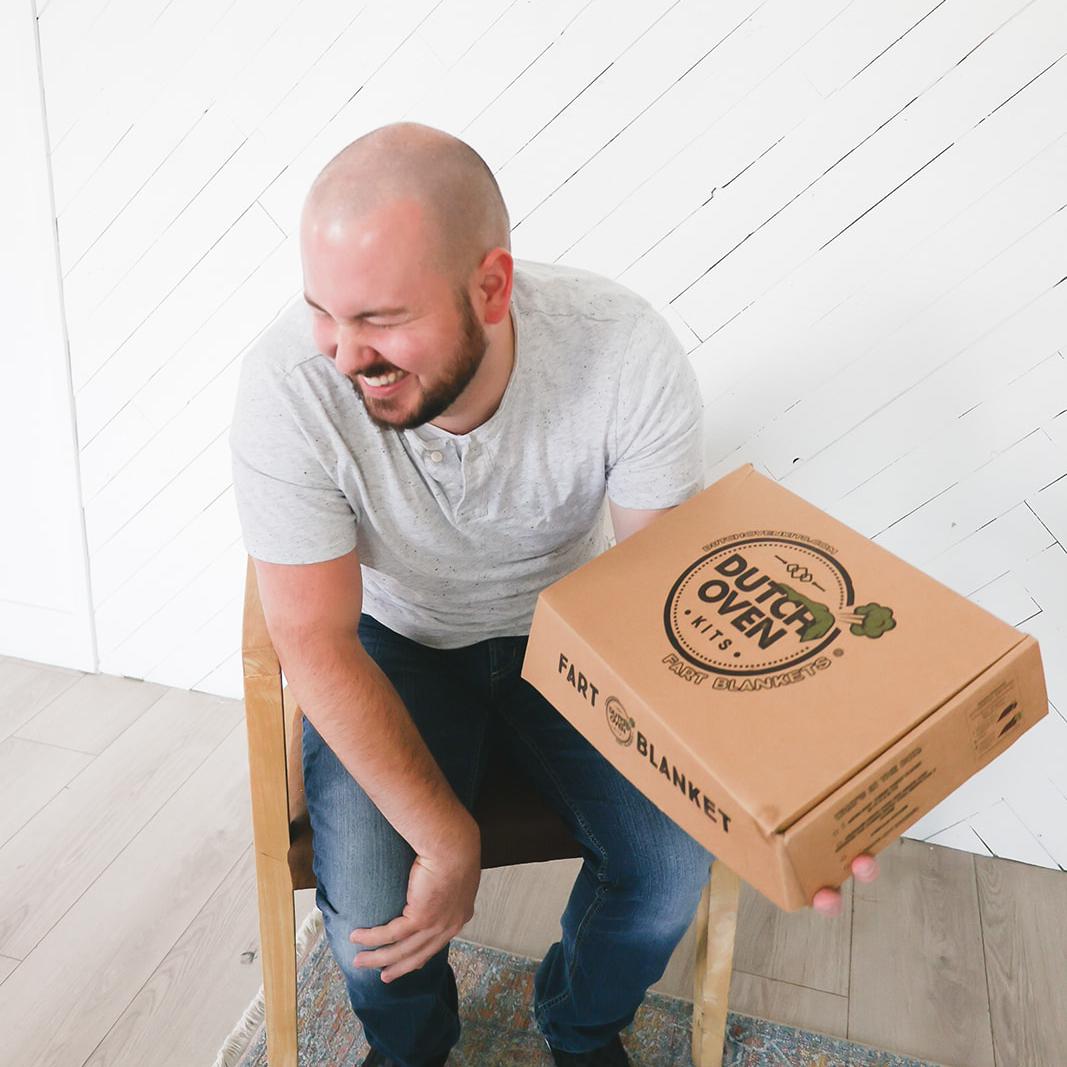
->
[[280, 632, 478, 858]]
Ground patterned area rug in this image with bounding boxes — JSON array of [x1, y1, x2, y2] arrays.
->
[[213, 909, 945, 1066]]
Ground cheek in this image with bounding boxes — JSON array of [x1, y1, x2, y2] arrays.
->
[[311, 319, 335, 356]]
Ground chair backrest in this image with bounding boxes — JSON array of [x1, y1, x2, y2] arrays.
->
[[240, 556, 583, 876]]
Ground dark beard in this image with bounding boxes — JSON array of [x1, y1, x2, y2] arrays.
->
[[353, 286, 489, 432]]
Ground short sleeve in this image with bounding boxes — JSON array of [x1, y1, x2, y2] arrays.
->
[[229, 352, 358, 565], [605, 309, 705, 509]]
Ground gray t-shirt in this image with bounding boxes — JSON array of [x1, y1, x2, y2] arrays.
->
[[229, 257, 704, 649]]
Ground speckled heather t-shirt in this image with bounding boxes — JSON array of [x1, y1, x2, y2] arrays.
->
[[228, 257, 705, 649]]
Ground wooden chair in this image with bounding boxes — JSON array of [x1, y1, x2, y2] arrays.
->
[[241, 556, 740, 1066]]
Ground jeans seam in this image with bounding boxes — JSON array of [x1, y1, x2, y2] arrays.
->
[[534, 880, 609, 1021], [494, 702, 610, 878]]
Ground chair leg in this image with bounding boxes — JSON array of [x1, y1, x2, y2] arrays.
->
[[691, 861, 740, 1067], [254, 850, 300, 1067]]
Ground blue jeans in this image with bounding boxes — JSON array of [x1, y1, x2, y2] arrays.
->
[[302, 613, 715, 1066]]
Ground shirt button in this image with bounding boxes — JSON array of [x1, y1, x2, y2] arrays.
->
[[429, 450, 444, 463]]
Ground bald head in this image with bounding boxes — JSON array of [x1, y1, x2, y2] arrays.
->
[[301, 122, 511, 289]]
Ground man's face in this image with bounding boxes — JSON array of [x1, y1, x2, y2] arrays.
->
[[300, 198, 490, 432]]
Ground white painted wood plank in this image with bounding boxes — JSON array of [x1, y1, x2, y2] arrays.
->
[[923, 821, 994, 855], [214, 0, 389, 137], [906, 709, 1067, 847], [623, 0, 1034, 310], [795, 0, 947, 98], [497, 0, 769, 228], [74, 205, 283, 449], [69, 137, 284, 390], [747, 202, 1067, 535], [817, 349, 1067, 539], [696, 92, 1067, 464], [260, 42, 448, 229], [968, 573, 1042, 628], [969, 799, 1061, 869], [999, 780, 1067, 869], [676, 0, 1067, 339], [93, 495, 241, 658], [1018, 615, 1067, 724], [1018, 542, 1067, 632], [1030, 466, 1067, 546], [61, 107, 251, 324], [922, 503, 1055, 599], [98, 541, 246, 688], [402, 0, 622, 167], [38, 0, 170, 148], [78, 237, 299, 507], [561, 0, 939, 280], [862, 425, 1065, 564], [517, 0, 854, 268], [773, 274, 1067, 509], [254, 1, 465, 231], [48, 0, 299, 217], [414, 0, 515, 69], [86, 431, 233, 587]]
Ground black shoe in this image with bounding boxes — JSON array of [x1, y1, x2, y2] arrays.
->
[[545, 1032, 630, 1066], [359, 1047, 449, 1066]]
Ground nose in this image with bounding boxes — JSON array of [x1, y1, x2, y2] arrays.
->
[[333, 330, 380, 380]]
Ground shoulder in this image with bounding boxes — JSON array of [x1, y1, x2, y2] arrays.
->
[[512, 257, 660, 333], [237, 294, 324, 387]]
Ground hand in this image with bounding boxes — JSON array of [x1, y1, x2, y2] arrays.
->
[[349, 819, 481, 983], [811, 852, 880, 917]]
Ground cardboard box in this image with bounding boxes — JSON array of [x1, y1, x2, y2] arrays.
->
[[520, 463, 1049, 911]]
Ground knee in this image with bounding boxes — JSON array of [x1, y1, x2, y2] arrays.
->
[[612, 830, 715, 919], [314, 865, 410, 976]]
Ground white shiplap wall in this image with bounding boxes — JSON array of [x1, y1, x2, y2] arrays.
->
[[21, 0, 1067, 869]]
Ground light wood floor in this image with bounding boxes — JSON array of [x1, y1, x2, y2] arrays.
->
[[1, 658, 1064, 1067]]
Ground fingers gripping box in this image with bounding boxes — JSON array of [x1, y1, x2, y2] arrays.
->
[[519, 463, 1049, 911]]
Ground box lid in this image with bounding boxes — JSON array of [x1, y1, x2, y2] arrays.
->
[[541, 464, 1026, 835]]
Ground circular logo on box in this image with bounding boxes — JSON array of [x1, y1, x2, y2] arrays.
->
[[604, 696, 634, 745], [664, 535, 895, 677]]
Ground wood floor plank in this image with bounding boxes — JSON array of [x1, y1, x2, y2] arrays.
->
[[2, 663, 1064, 1066], [0, 718, 252, 1067], [731, 868, 854, 997], [849, 837, 995, 1067], [0, 736, 92, 848], [728, 970, 850, 1040], [0, 686, 243, 959], [15, 670, 169, 755], [0, 655, 84, 744], [82, 843, 319, 1067], [976, 852, 1067, 1067]]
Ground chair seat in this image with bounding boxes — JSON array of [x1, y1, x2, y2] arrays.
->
[[284, 698, 583, 889]]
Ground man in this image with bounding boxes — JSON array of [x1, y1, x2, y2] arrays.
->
[[229, 121, 878, 1067]]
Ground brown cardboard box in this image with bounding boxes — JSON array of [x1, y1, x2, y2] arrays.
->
[[520, 463, 1049, 911]]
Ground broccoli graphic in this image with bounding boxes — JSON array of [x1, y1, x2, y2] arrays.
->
[[774, 583, 896, 641], [841, 602, 896, 639], [773, 583, 836, 641]]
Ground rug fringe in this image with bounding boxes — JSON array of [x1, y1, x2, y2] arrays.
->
[[211, 907, 324, 1067]]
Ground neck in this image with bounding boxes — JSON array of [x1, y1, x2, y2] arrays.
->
[[429, 306, 515, 436]]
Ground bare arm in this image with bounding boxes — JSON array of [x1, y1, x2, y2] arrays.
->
[[253, 547, 478, 858], [608, 498, 678, 544]]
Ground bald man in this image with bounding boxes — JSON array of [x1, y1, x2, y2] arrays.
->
[[230, 123, 877, 1067]]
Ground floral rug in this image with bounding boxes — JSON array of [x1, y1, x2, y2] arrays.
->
[[213, 908, 945, 1066]]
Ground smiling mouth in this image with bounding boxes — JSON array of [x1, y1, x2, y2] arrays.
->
[[360, 369, 408, 387]]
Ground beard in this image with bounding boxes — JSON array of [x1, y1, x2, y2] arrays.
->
[[351, 286, 490, 433]]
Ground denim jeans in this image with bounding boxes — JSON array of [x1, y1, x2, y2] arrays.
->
[[302, 612, 715, 1066]]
